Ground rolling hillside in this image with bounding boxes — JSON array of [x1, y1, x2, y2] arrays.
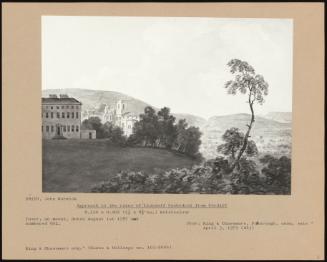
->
[[42, 88, 150, 116], [200, 113, 292, 159], [42, 88, 206, 127], [263, 112, 292, 123], [42, 88, 292, 159]]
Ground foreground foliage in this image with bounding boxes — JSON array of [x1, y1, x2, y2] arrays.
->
[[91, 155, 291, 195]]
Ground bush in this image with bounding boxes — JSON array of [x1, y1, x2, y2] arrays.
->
[[125, 134, 141, 147], [260, 155, 291, 194], [107, 126, 127, 146], [205, 157, 230, 177], [91, 155, 291, 194], [91, 165, 224, 194]]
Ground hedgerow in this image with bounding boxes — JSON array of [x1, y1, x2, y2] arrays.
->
[[91, 155, 291, 195]]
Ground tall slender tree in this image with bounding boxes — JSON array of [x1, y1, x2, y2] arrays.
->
[[224, 59, 269, 170]]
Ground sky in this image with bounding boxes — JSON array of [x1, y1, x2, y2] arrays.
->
[[42, 16, 293, 119]]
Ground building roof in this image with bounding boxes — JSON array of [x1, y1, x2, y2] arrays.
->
[[42, 97, 82, 105]]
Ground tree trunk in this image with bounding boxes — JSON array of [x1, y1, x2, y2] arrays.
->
[[231, 148, 235, 160], [231, 98, 255, 171]]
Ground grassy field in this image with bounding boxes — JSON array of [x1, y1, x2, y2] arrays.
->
[[42, 139, 198, 192]]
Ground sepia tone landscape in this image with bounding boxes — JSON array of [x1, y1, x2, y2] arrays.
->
[[42, 88, 292, 161], [42, 17, 292, 195], [42, 84, 292, 195]]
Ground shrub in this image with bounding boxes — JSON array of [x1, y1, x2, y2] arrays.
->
[[91, 166, 222, 194], [107, 126, 127, 146], [91, 154, 291, 195], [205, 157, 230, 177], [125, 134, 142, 146], [260, 155, 291, 194]]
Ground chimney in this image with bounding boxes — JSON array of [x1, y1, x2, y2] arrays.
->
[[59, 94, 69, 98], [49, 94, 58, 98]]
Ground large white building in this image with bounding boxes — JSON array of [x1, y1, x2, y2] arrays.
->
[[114, 100, 140, 137], [42, 94, 82, 139], [87, 99, 140, 137], [42, 94, 97, 139]]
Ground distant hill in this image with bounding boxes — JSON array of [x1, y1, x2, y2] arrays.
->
[[200, 113, 292, 159], [206, 113, 291, 133], [174, 113, 207, 129], [42, 89, 292, 159], [263, 112, 292, 123], [42, 88, 206, 127], [42, 88, 150, 116]]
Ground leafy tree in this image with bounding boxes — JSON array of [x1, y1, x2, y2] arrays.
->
[[134, 106, 159, 147], [125, 133, 142, 146], [208, 156, 230, 177], [217, 127, 258, 162], [108, 126, 126, 146], [224, 59, 269, 169], [237, 158, 258, 182], [174, 125, 202, 157], [157, 107, 177, 148], [82, 116, 105, 138], [98, 121, 126, 145], [131, 109, 202, 157], [173, 119, 188, 151], [102, 121, 114, 138], [260, 155, 291, 193], [183, 126, 202, 157], [217, 127, 243, 160]]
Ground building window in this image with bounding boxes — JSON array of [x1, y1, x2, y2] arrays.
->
[[57, 106, 59, 109], [51, 126, 54, 132], [72, 112, 74, 118], [76, 112, 78, 119], [46, 112, 48, 118], [63, 126, 66, 132], [51, 112, 53, 118], [57, 112, 60, 118], [67, 112, 70, 118], [68, 126, 70, 132], [46, 126, 49, 132], [42, 126, 43, 132], [61, 106, 64, 109], [76, 125, 79, 132], [51, 106, 53, 109], [71, 106, 74, 109], [62, 112, 65, 118], [72, 125, 74, 132], [66, 106, 69, 109]]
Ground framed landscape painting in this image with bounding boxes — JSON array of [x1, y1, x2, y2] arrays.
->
[[3, 3, 324, 261], [42, 16, 293, 195]]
